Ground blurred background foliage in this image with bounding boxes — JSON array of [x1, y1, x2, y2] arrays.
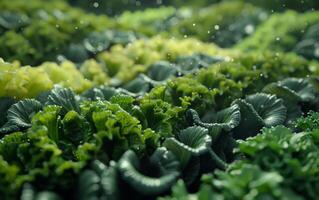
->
[[67, 0, 220, 15], [67, 0, 318, 15], [0, 0, 318, 65]]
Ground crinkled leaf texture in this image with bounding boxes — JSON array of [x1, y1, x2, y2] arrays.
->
[[231, 99, 264, 139], [235, 124, 319, 199], [279, 78, 317, 102], [0, 99, 42, 135], [295, 111, 319, 132], [245, 93, 287, 127], [118, 148, 180, 196], [232, 93, 287, 139], [263, 83, 301, 103], [31, 105, 61, 143], [186, 104, 240, 139], [163, 126, 211, 168], [0, 132, 26, 164], [263, 78, 318, 124], [6, 99, 42, 128], [46, 85, 80, 115]]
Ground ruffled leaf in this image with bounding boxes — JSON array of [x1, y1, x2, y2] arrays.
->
[[294, 111, 319, 132], [6, 99, 42, 128], [110, 94, 135, 111], [31, 105, 61, 143], [245, 93, 287, 127], [62, 110, 91, 144], [163, 126, 211, 168], [46, 86, 80, 115], [262, 83, 301, 103], [232, 99, 264, 139], [162, 138, 191, 169], [186, 104, 241, 139], [0, 132, 26, 164], [280, 78, 317, 103], [118, 148, 180, 196], [164, 126, 211, 156], [0, 99, 42, 134], [232, 93, 287, 139], [147, 61, 177, 82], [263, 82, 304, 125], [263, 78, 317, 124], [214, 104, 241, 130]]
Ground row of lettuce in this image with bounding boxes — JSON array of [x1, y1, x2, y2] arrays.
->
[[160, 121, 319, 200], [1, 0, 318, 66], [68, 0, 319, 15], [0, 0, 319, 199], [0, 37, 226, 99], [2, 35, 319, 100], [1, 37, 319, 199], [117, 1, 319, 59]]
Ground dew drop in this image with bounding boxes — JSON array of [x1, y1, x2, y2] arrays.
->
[[93, 2, 99, 8], [244, 25, 254, 34]]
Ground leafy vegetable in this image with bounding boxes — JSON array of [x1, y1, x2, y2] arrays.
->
[[164, 126, 227, 170], [0, 1, 319, 199], [46, 86, 80, 115], [236, 125, 319, 199], [186, 104, 241, 140], [232, 93, 287, 139], [0, 99, 42, 135], [118, 148, 180, 196]]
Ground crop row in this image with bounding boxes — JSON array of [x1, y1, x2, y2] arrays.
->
[[1, 0, 318, 66], [0, 0, 319, 199]]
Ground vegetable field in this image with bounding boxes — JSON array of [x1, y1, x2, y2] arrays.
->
[[0, 0, 319, 199]]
